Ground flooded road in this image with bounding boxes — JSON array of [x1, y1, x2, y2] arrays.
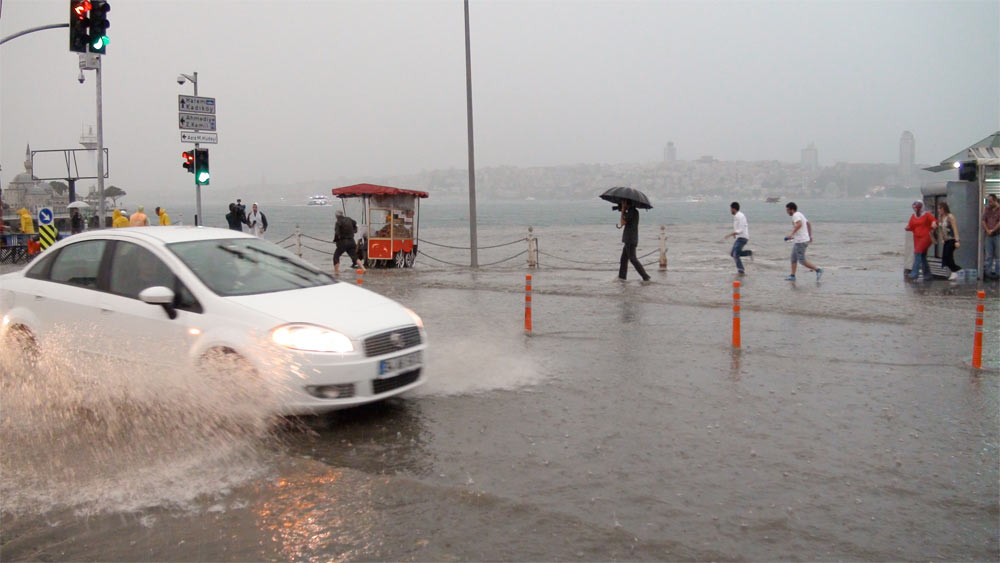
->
[[2, 221, 998, 561]]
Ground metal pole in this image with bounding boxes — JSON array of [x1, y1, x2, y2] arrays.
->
[[464, 0, 478, 268], [0, 23, 68, 46], [193, 72, 202, 227], [977, 168, 983, 280], [96, 56, 106, 227]]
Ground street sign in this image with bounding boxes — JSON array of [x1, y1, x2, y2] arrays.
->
[[39, 225, 59, 250], [179, 113, 217, 131], [37, 207, 54, 226], [181, 131, 219, 144], [178, 95, 217, 115]]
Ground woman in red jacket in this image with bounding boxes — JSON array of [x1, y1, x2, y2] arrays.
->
[[905, 201, 937, 281]]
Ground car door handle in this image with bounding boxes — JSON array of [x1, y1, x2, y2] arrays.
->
[[34, 295, 44, 301], [100, 308, 113, 314]]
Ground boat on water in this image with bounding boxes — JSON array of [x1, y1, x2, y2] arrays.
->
[[765, 196, 781, 203], [308, 195, 329, 206]]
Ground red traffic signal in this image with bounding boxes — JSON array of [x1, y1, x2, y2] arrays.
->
[[69, 0, 92, 53], [182, 151, 194, 173]]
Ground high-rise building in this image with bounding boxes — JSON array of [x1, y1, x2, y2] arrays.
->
[[800, 142, 818, 171], [664, 141, 677, 163], [899, 131, 915, 182]]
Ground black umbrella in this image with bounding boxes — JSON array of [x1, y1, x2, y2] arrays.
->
[[599, 186, 652, 210]]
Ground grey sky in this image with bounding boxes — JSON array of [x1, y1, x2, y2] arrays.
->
[[2, 0, 998, 203]]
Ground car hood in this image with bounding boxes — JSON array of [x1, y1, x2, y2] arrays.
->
[[225, 282, 418, 339]]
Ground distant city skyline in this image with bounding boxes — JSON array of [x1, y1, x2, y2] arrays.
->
[[2, 0, 997, 204]]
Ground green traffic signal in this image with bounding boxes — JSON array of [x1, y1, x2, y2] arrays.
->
[[194, 149, 210, 185], [91, 35, 108, 50]]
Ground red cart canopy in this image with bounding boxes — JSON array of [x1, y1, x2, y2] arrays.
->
[[331, 184, 429, 199]]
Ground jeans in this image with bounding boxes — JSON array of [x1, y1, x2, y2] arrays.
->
[[985, 234, 1000, 277], [909, 252, 932, 280], [731, 237, 750, 272], [619, 243, 650, 280]]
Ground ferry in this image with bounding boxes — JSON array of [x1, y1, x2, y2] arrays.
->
[[308, 194, 329, 206]]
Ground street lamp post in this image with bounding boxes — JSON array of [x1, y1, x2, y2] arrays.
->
[[177, 72, 200, 226]]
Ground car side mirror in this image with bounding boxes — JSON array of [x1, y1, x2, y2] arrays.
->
[[138, 286, 178, 320], [138, 286, 174, 304]]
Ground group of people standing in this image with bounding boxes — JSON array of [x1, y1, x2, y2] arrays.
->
[[107, 206, 169, 230], [225, 199, 267, 236], [907, 194, 1000, 281]]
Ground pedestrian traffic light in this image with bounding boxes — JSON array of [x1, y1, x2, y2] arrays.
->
[[182, 151, 194, 173], [88, 0, 110, 54], [69, 0, 91, 53], [194, 149, 210, 185]]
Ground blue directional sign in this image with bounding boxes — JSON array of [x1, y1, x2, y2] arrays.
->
[[37, 207, 54, 226]]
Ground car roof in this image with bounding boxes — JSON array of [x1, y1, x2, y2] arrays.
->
[[68, 226, 254, 245]]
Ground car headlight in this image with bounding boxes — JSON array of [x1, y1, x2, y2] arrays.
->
[[404, 308, 424, 329], [271, 324, 354, 353]]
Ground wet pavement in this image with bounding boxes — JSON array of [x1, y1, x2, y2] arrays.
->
[[1, 222, 998, 561]]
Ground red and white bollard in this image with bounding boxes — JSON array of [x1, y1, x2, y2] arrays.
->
[[972, 290, 984, 369], [525, 274, 532, 334], [732, 281, 741, 348]]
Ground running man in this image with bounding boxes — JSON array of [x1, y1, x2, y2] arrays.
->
[[724, 201, 752, 275], [784, 202, 822, 281]]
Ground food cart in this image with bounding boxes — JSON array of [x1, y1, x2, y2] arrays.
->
[[330, 183, 429, 268]]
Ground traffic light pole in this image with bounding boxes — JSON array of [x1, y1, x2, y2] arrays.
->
[[96, 55, 106, 227], [192, 73, 201, 226]]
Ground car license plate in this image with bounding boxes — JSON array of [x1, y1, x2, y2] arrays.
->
[[379, 351, 421, 377]]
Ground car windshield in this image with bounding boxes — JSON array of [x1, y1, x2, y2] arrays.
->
[[168, 238, 335, 296]]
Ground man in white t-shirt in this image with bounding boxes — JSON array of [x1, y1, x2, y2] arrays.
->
[[724, 201, 752, 275], [784, 202, 822, 281]]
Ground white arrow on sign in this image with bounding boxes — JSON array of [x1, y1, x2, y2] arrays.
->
[[178, 113, 217, 131], [38, 207, 54, 226], [181, 131, 219, 144]]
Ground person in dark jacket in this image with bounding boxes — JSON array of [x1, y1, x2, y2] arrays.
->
[[225, 203, 245, 231], [333, 209, 363, 276], [618, 200, 650, 281], [70, 208, 84, 234]]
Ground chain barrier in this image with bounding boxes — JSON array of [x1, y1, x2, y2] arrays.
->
[[418, 237, 526, 250], [282, 228, 660, 270], [302, 244, 334, 256], [417, 250, 473, 267], [301, 233, 332, 244], [479, 249, 528, 267]]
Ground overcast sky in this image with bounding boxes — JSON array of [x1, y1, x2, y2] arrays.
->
[[2, 0, 998, 203]]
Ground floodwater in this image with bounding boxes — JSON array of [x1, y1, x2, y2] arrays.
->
[[1, 217, 998, 561]]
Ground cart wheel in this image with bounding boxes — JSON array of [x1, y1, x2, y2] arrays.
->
[[394, 251, 406, 268], [403, 251, 415, 268]]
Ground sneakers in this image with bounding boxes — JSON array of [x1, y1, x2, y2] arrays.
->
[[816, 268, 823, 281], [785, 274, 796, 281], [747, 250, 753, 262], [737, 270, 745, 276], [948, 271, 958, 281]]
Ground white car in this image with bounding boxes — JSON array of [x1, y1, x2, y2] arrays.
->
[[0, 227, 426, 414]]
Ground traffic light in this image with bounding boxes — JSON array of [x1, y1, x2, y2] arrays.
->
[[182, 151, 194, 173], [69, 0, 91, 53], [88, 0, 110, 54], [194, 149, 210, 185]]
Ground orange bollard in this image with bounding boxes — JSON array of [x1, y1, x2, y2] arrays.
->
[[525, 274, 532, 333], [732, 281, 741, 348], [972, 290, 984, 368], [356, 268, 364, 285]]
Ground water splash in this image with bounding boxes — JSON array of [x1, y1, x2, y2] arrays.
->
[[0, 326, 294, 515]]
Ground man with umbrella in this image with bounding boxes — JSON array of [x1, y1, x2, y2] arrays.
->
[[601, 187, 652, 282]]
